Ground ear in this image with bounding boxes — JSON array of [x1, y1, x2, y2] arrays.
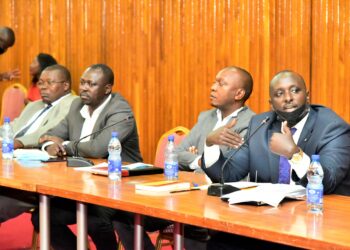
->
[[63, 82, 70, 92], [105, 83, 112, 94], [234, 88, 246, 101], [306, 91, 310, 103], [269, 99, 275, 111]]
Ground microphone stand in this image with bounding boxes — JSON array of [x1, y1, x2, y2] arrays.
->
[[66, 115, 133, 167], [207, 116, 270, 197]]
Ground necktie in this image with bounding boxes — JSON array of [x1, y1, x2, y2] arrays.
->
[[278, 127, 297, 184], [15, 104, 52, 138]]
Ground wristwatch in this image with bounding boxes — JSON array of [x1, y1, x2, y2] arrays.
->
[[290, 147, 303, 164]]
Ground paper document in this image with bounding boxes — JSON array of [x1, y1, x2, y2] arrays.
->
[[221, 183, 306, 207]]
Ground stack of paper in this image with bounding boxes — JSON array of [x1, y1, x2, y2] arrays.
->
[[221, 183, 306, 207]]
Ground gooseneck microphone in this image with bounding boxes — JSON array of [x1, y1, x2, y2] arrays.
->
[[207, 116, 270, 197], [66, 114, 134, 167]]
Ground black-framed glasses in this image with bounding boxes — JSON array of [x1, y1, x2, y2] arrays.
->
[[37, 80, 66, 87]]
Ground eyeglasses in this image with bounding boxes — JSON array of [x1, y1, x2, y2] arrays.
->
[[37, 80, 66, 87]]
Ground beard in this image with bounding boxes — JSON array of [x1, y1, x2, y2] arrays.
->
[[275, 104, 309, 127]]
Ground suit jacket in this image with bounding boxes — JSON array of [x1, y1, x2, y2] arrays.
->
[[2, 94, 77, 147], [44, 93, 143, 163], [203, 105, 350, 196], [176, 106, 255, 170]]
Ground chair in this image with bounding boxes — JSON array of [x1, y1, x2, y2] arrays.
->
[[0, 83, 27, 122], [153, 126, 190, 168], [116, 126, 189, 250], [153, 126, 189, 249]]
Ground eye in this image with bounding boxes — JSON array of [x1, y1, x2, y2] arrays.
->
[[290, 87, 300, 93], [274, 90, 283, 97]]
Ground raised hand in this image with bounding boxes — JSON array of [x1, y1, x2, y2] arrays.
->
[[206, 118, 243, 148], [269, 121, 299, 158]]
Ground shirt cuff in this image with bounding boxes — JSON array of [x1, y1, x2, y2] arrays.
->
[[203, 144, 220, 168], [290, 152, 310, 179], [189, 155, 202, 170], [41, 141, 54, 151]]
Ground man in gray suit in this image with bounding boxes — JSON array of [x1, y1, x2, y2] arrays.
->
[[32, 64, 143, 250], [1, 64, 78, 149], [0, 64, 77, 223], [176, 66, 255, 171]]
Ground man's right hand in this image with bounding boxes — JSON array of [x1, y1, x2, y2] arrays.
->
[[205, 119, 243, 148], [46, 143, 66, 157]]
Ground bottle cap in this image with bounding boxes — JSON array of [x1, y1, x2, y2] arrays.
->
[[4, 117, 10, 123], [111, 131, 118, 137], [168, 135, 175, 141], [311, 155, 320, 161]]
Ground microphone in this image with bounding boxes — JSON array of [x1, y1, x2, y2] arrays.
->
[[66, 114, 134, 167], [207, 116, 270, 197]]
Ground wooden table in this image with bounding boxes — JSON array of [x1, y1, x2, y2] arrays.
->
[[1, 160, 350, 249]]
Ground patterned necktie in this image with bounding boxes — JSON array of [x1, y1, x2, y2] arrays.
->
[[278, 127, 297, 184], [15, 104, 52, 138]]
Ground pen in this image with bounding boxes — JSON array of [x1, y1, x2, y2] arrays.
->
[[170, 188, 201, 193]]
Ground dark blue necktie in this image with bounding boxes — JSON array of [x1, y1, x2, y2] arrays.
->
[[15, 104, 52, 138], [278, 127, 297, 184]]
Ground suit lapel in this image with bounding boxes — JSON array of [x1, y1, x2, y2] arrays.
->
[[297, 109, 316, 148]]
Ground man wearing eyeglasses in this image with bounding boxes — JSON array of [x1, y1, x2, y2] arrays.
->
[[0, 64, 77, 224], [0, 64, 77, 149], [0, 26, 20, 81]]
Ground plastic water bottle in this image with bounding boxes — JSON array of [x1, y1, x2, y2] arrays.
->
[[2, 117, 14, 160], [307, 155, 324, 213], [164, 135, 178, 180], [108, 131, 122, 181]]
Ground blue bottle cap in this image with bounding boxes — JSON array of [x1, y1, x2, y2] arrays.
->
[[4, 117, 10, 123], [168, 135, 175, 141], [311, 155, 320, 161], [111, 131, 118, 137]]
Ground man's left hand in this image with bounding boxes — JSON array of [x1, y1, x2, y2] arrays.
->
[[269, 121, 299, 159]]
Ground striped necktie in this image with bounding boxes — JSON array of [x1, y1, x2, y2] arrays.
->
[[15, 104, 52, 138]]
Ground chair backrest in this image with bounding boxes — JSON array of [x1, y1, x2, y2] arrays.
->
[[154, 126, 190, 168], [0, 83, 27, 122]]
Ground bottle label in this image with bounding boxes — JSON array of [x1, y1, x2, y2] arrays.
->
[[2, 140, 14, 154], [164, 161, 178, 178], [108, 158, 122, 173], [307, 186, 323, 204]]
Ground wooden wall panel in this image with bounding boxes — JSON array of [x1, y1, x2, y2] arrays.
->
[[311, 0, 350, 122], [0, 0, 348, 163]]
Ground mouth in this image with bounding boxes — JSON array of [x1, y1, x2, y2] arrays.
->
[[283, 105, 297, 111]]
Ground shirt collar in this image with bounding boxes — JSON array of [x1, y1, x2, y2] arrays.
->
[[216, 106, 244, 122], [48, 93, 71, 108], [80, 94, 112, 119]]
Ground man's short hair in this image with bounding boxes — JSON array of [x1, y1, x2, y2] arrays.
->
[[88, 64, 114, 86], [270, 70, 306, 93], [44, 64, 71, 87], [0, 27, 15, 47], [219, 66, 254, 103]]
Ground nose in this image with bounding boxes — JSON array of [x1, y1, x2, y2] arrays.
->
[[284, 91, 293, 103], [211, 82, 218, 91]]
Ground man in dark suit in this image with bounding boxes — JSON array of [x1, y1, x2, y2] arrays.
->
[[202, 70, 350, 249], [0, 26, 20, 81], [32, 64, 143, 250]]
